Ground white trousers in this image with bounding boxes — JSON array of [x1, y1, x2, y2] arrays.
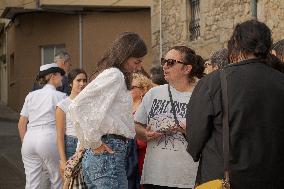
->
[[21, 125, 62, 189]]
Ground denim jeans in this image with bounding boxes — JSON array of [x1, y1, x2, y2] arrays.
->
[[126, 139, 139, 189], [82, 137, 128, 189], [64, 135, 78, 159]]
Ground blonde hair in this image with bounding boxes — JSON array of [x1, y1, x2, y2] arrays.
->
[[36, 73, 53, 87], [132, 73, 154, 96]]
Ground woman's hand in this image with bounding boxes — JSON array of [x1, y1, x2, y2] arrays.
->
[[172, 122, 186, 134], [172, 123, 186, 134], [145, 126, 163, 141], [92, 143, 114, 154]]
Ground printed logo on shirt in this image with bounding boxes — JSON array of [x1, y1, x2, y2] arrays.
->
[[148, 99, 187, 119], [147, 99, 188, 151]]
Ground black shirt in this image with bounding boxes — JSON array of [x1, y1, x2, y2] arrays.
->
[[186, 59, 284, 188]]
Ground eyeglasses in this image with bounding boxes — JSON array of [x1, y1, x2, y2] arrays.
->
[[161, 58, 187, 67], [204, 61, 212, 67]]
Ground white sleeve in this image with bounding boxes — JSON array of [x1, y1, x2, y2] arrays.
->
[[69, 68, 125, 149], [20, 93, 31, 118], [56, 99, 67, 113]]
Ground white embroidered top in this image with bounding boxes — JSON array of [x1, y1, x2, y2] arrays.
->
[[69, 67, 135, 149]]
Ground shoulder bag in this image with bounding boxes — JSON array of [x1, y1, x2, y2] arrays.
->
[[63, 148, 88, 189]]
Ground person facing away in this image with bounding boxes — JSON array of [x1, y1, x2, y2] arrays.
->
[[135, 46, 204, 189], [69, 32, 147, 189], [186, 20, 284, 189], [55, 68, 87, 179], [32, 51, 72, 94], [18, 63, 66, 189], [31, 51, 72, 189], [204, 48, 229, 74], [271, 39, 284, 63], [270, 39, 284, 73]]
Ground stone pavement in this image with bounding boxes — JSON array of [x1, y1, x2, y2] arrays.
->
[[0, 102, 25, 189], [0, 102, 19, 122]]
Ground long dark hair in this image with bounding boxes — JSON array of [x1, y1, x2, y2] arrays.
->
[[90, 32, 147, 89], [67, 68, 87, 95], [228, 20, 272, 64], [170, 46, 205, 83]]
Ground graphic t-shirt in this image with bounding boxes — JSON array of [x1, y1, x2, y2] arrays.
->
[[135, 84, 198, 188]]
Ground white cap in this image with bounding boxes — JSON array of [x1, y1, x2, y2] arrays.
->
[[38, 63, 65, 78], [40, 63, 59, 71]]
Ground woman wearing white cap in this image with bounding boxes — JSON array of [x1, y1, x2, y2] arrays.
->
[[18, 63, 66, 189]]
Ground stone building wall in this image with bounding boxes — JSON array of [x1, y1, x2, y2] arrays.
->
[[151, 0, 284, 64], [258, 0, 284, 44], [151, 0, 161, 65], [151, 0, 189, 65], [192, 0, 251, 57]]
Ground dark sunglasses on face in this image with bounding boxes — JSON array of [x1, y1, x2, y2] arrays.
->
[[161, 58, 186, 67]]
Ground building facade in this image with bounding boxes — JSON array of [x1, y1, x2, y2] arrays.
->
[[151, 0, 284, 64], [1, 0, 284, 111], [0, 0, 152, 111], [0, 20, 8, 105]]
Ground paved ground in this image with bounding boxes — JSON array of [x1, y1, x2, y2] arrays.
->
[[0, 102, 25, 189]]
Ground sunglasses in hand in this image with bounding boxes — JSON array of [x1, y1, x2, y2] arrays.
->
[[161, 58, 187, 67]]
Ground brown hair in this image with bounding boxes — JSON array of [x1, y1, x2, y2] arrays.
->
[[170, 46, 205, 83], [91, 32, 147, 90], [228, 20, 272, 63]]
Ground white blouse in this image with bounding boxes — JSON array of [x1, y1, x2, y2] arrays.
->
[[57, 97, 76, 137], [69, 67, 135, 149]]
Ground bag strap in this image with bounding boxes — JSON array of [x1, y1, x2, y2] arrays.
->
[[168, 84, 180, 126], [220, 69, 230, 185]]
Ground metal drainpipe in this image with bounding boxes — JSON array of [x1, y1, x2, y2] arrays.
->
[[79, 14, 83, 69], [159, 0, 162, 61], [36, 0, 40, 9], [251, 0, 257, 20], [4, 26, 8, 104]]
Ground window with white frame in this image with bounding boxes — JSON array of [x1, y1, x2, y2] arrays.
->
[[189, 0, 200, 41], [41, 44, 65, 65]]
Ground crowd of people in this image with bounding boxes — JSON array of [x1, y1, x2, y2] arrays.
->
[[17, 19, 284, 189]]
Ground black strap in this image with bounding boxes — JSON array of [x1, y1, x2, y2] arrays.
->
[[220, 69, 230, 184], [168, 84, 180, 126]]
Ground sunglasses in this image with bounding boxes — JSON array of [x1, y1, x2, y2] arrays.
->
[[204, 61, 212, 67], [161, 58, 186, 67]]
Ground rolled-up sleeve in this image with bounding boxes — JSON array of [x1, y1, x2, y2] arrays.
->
[[69, 68, 124, 149], [186, 79, 214, 162], [20, 93, 31, 119]]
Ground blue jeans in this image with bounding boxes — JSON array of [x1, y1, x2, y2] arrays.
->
[[126, 139, 139, 189], [64, 135, 78, 159], [82, 137, 128, 189]]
